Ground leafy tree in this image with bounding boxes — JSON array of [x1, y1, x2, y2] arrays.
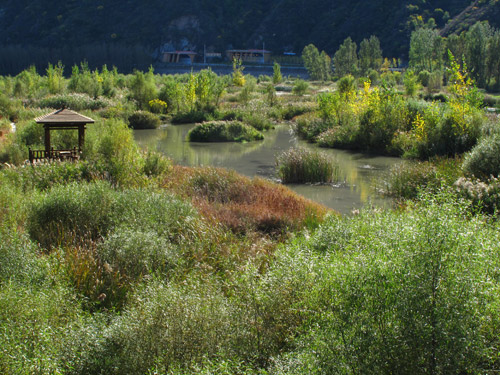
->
[[46, 61, 65, 95], [409, 28, 445, 72], [465, 22, 493, 87], [358, 35, 383, 76], [302, 44, 331, 81], [129, 67, 157, 110], [487, 30, 500, 89], [333, 37, 358, 78], [272, 62, 282, 84], [232, 59, 245, 87]]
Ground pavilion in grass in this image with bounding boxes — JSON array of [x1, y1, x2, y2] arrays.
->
[[30, 109, 94, 163]]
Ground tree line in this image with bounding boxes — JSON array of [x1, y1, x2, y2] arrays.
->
[[302, 20, 500, 91]]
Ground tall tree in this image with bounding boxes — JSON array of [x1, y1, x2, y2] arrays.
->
[[333, 37, 358, 78], [358, 35, 383, 75], [302, 44, 331, 81], [409, 28, 444, 72], [465, 21, 493, 87], [487, 30, 500, 88]]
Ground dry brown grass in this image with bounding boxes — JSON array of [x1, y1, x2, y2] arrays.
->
[[162, 165, 330, 238]]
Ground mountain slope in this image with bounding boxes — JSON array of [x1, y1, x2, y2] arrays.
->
[[0, 0, 495, 59]]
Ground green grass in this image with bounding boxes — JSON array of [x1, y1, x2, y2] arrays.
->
[[276, 147, 339, 183]]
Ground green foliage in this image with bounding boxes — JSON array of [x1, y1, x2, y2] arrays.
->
[[98, 228, 177, 281], [418, 69, 431, 86], [128, 110, 161, 129], [409, 28, 445, 72], [403, 69, 421, 96], [276, 147, 339, 183], [272, 62, 282, 84], [68, 62, 104, 99], [171, 110, 211, 124], [358, 35, 383, 75], [302, 44, 331, 81], [232, 59, 246, 87], [45, 61, 65, 94], [271, 196, 500, 374], [462, 133, 500, 178], [85, 118, 145, 185], [384, 158, 463, 199], [36, 93, 110, 111], [292, 79, 309, 96], [142, 150, 172, 178], [265, 83, 277, 107], [337, 74, 356, 96], [333, 37, 358, 77], [188, 121, 264, 142], [26, 180, 197, 248], [128, 67, 157, 110]]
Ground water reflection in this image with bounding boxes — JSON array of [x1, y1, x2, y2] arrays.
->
[[134, 124, 401, 214]]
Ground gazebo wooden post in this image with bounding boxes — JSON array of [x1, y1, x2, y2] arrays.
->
[[44, 125, 51, 154], [78, 124, 85, 153]]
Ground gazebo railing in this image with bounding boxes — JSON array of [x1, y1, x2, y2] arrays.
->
[[29, 148, 80, 163]]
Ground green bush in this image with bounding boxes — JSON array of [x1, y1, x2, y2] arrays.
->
[[171, 110, 211, 124], [188, 121, 264, 142], [418, 70, 431, 86], [142, 150, 171, 177], [26, 181, 117, 248], [337, 74, 356, 96], [384, 158, 462, 200], [276, 147, 339, 183], [292, 79, 309, 96], [98, 228, 177, 281], [36, 93, 110, 111], [85, 119, 145, 186], [463, 134, 500, 178], [269, 196, 500, 374], [128, 110, 161, 129], [26, 181, 198, 249]]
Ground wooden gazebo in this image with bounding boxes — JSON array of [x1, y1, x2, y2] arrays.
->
[[29, 109, 95, 163]]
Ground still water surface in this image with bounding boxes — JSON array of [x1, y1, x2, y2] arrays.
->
[[134, 124, 402, 215]]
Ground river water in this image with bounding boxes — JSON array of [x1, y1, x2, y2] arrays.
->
[[134, 124, 401, 215]]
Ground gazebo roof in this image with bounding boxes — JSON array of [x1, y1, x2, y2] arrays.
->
[[35, 109, 95, 125]]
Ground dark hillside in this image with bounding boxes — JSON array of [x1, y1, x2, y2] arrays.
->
[[0, 0, 495, 73]]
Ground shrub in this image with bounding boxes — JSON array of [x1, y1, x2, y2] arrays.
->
[[384, 158, 463, 200], [85, 118, 145, 186], [171, 110, 210, 124], [454, 176, 500, 214], [463, 134, 500, 178], [273, 62, 282, 84], [128, 110, 161, 129], [142, 150, 172, 177], [98, 228, 177, 281], [243, 111, 274, 131], [337, 74, 356, 96], [278, 104, 313, 121], [26, 181, 198, 249], [270, 196, 500, 374], [368, 69, 379, 84], [296, 116, 332, 142], [188, 121, 264, 142], [418, 70, 431, 86], [26, 181, 117, 248], [276, 147, 339, 183], [292, 79, 309, 96], [36, 93, 110, 111]]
